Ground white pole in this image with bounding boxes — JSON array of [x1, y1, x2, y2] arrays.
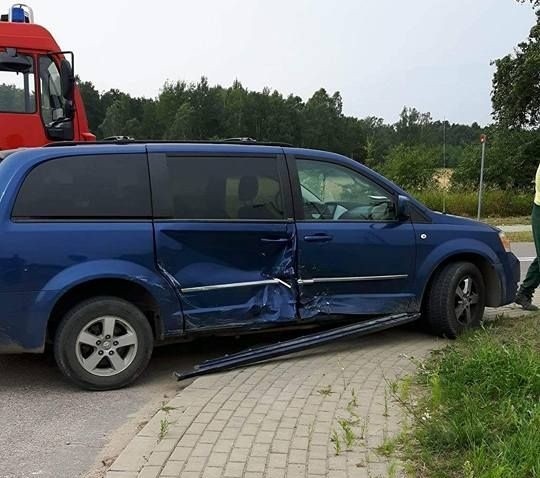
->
[[443, 119, 447, 213], [477, 135, 487, 221]]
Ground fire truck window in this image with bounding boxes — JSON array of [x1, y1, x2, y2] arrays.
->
[[0, 54, 36, 113], [39, 56, 65, 125]]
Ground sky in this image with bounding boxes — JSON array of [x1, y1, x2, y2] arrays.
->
[[24, 0, 538, 125]]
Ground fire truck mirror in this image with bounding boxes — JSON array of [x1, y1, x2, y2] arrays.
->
[[60, 59, 74, 100]]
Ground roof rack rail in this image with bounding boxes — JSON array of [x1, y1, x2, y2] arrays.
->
[[44, 139, 294, 148]]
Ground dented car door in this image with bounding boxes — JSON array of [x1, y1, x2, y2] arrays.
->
[[149, 148, 297, 331], [288, 154, 417, 319]]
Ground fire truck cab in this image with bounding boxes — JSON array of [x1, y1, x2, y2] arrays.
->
[[0, 4, 95, 150]]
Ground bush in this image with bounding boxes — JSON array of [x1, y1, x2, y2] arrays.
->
[[412, 189, 532, 217]]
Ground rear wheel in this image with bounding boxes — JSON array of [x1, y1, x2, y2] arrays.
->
[[425, 262, 485, 338], [54, 297, 153, 390]]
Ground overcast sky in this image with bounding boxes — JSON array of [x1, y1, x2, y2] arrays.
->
[[31, 0, 537, 125]]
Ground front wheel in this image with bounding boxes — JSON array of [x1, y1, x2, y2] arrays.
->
[[424, 262, 486, 338], [54, 297, 154, 390]]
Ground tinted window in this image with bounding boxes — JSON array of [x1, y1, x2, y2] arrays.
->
[[297, 159, 395, 221], [13, 154, 151, 219], [166, 156, 285, 220]]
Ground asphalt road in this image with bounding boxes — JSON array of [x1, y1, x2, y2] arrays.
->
[[0, 242, 536, 478]]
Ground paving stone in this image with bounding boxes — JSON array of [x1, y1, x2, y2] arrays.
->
[[107, 328, 454, 478]]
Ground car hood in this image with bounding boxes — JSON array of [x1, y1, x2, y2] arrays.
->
[[430, 211, 499, 231]]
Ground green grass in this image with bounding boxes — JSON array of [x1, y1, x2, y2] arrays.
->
[[396, 317, 540, 478], [413, 189, 532, 218], [506, 231, 534, 243], [485, 216, 531, 227], [317, 385, 334, 396]]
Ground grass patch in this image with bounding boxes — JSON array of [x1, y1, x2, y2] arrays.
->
[[506, 230, 534, 243], [158, 418, 170, 441], [331, 429, 342, 455], [413, 189, 531, 217], [317, 385, 334, 396], [396, 317, 540, 477]]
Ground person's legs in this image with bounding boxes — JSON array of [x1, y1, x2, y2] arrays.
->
[[516, 205, 540, 310]]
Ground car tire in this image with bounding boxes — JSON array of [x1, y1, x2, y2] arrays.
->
[[425, 262, 486, 338], [54, 297, 154, 391]]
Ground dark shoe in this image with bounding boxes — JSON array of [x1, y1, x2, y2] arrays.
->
[[515, 292, 539, 311]]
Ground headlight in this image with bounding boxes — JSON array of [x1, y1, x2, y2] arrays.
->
[[499, 232, 512, 252]]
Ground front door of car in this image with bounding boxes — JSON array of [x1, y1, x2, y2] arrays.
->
[[150, 150, 297, 331], [290, 155, 417, 319]]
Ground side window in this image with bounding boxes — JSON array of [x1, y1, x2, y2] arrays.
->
[[166, 156, 286, 220], [297, 159, 395, 221], [39, 56, 65, 125], [13, 154, 151, 219]]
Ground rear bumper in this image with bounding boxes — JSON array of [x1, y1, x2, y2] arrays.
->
[[0, 290, 48, 354], [0, 330, 43, 354]]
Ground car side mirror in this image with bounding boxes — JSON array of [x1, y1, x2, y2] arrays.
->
[[396, 195, 410, 220], [60, 59, 74, 100]]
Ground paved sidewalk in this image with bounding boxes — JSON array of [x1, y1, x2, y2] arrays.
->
[[106, 309, 529, 478], [498, 224, 531, 233]]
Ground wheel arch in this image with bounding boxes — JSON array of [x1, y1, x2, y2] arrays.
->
[[421, 252, 501, 308], [46, 278, 163, 345]]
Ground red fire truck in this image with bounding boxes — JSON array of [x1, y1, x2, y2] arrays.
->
[[0, 4, 95, 150]]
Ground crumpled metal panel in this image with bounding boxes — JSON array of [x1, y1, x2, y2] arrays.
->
[[299, 290, 415, 319], [156, 223, 298, 330], [182, 281, 296, 329]]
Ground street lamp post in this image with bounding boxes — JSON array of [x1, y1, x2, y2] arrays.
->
[[477, 134, 487, 221]]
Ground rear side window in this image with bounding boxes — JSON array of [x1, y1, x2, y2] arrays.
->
[[13, 154, 151, 219], [166, 156, 285, 220]]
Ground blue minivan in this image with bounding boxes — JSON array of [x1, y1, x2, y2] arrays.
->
[[0, 142, 520, 389]]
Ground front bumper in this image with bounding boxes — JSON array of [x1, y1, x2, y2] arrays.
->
[[500, 252, 520, 305]]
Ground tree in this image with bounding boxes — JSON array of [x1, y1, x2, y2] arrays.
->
[[395, 107, 433, 145], [492, 10, 540, 127], [453, 127, 539, 189], [302, 89, 344, 152], [78, 81, 103, 134], [166, 103, 195, 139], [379, 145, 439, 191], [0, 84, 25, 111]]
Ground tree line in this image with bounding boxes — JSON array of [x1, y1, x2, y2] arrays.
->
[[78, 76, 539, 193]]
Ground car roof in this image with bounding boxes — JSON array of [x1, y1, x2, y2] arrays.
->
[[6, 142, 352, 160]]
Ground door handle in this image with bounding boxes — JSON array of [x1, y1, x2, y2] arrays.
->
[[303, 233, 333, 243], [261, 237, 290, 244]]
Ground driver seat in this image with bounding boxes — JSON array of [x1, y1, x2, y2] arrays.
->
[[237, 176, 275, 219]]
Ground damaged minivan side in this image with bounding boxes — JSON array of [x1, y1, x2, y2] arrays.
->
[[0, 142, 520, 390]]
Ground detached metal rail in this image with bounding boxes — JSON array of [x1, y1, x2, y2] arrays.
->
[[175, 313, 420, 381]]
